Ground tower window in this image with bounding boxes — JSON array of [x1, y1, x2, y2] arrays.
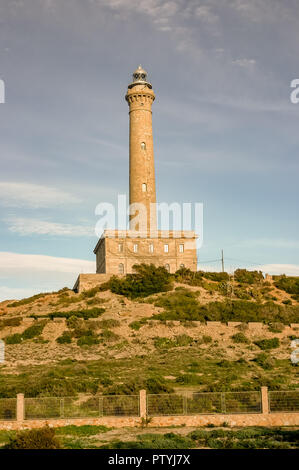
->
[[142, 183, 147, 192], [118, 243, 124, 253], [118, 263, 124, 274], [149, 243, 154, 253], [165, 264, 170, 272], [164, 244, 169, 253], [133, 244, 138, 253], [141, 142, 146, 150], [179, 244, 184, 253]]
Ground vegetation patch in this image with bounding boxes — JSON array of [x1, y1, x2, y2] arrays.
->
[[101, 264, 173, 299], [48, 307, 105, 320], [5, 320, 47, 344], [231, 333, 250, 344], [254, 338, 280, 350], [3, 426, 60, 449]]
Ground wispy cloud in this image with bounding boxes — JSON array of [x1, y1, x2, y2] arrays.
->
[[5, 218, 94, 237], [0, 182, 81, 208], [0, 252, 95, 301], [0, 252, 94, 275]]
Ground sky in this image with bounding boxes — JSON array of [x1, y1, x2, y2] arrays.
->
[[0, 0, 299, 300]]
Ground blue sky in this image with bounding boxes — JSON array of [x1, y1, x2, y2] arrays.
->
[[0, 0, 299, 300]]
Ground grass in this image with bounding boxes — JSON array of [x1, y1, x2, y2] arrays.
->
[[47, 307, 105, 320], [99, 427, 299, 449], [5, 320, 48, 344], [0, 343, 297, 398], [153, 290, 299, 324]]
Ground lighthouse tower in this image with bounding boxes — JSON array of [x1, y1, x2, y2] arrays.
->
[[92, 66, 198, 276], [126, 66, 157, 233]]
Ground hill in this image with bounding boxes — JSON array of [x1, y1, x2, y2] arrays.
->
[[0, 266, 298, 398]]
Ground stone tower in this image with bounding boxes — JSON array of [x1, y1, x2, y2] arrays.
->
[[126, 66, 157, 233], [92, 66, 198, 277]]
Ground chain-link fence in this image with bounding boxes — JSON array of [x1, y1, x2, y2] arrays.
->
[[147, 391, 262, 416], [269, 391, 299, 413], [24, 395, 140, 419], [0, 398, 17, 420]]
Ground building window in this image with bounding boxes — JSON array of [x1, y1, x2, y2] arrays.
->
[[141, 142, 146, 150], [133, 244, 138, 253], [118, 263, 124, 274], [179, 244, 184, 253], [118, 243, 123, 253], [142, 183, 147, 192], [164, 244, 169, 253], [165, 264, 170, 272], [149, 243, 154, 253], [180, 264, 185, 269]]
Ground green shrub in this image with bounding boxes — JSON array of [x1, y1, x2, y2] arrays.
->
[[5, 333, 23, 344], [48, 307, 105, 320], [282, 299, 292, 305], [77, 336, 99, 347], [231, 333, 250, 344], [154, 335, 193, 349], [100, 329, 120, 343], [56, 331, 72, 344], [234, 269, 264, 284], [22, 321, 47, 340], [253, 353, 275, 370], [99, 319, 120, 329], [274, 275, 299, 295], [4, 321, 47, 344], [254, 338, 280, 350], [129, 319, 147, 330], [103, 264, 173, 299], [4, 426, 60, 449], [202, 335, 213, 344]]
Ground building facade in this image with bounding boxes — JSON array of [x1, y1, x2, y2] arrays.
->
[[94, 66, 198, 275]]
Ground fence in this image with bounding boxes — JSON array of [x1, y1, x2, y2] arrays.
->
[[269, 391, 299, 413], [0, 388, 298, 422], [147, 391, 262, 416], [24, 395, 140, 420]]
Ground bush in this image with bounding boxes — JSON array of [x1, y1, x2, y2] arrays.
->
[[234, 269, 264, 284], [56, 331, 72, 344], [253, 353, 275, 370], [254, 338, 280, 350], [99, 319, 120, 329], [231, 333, 250, 344], [129, 319, 147, 330], [274, 275, 299, 295], [22, 321, 47, 340], [77, 335, 99, 347], [5, 333, 23, 344], [48, 307, 105, 320], [103, 264, 173, 299], [4, 426, 60, 449], [5, 321, 47, 344], [100, 329, 120, 343], [154, 335, 193, 349]]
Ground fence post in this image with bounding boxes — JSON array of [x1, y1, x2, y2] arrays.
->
[[261, 387, 269, 414], [17, 393, 25, 422], [139, 389, 147, 419]]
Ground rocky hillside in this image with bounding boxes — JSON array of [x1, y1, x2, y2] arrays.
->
[[0, 267, 298, 397]]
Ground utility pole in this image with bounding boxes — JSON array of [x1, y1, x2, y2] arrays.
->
[[221, 250, 224, 273]]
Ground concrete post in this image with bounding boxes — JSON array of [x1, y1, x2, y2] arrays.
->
[[139, 389, 147, 419], [261, 387, 269, 414], [16, 393, 25, 422]]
